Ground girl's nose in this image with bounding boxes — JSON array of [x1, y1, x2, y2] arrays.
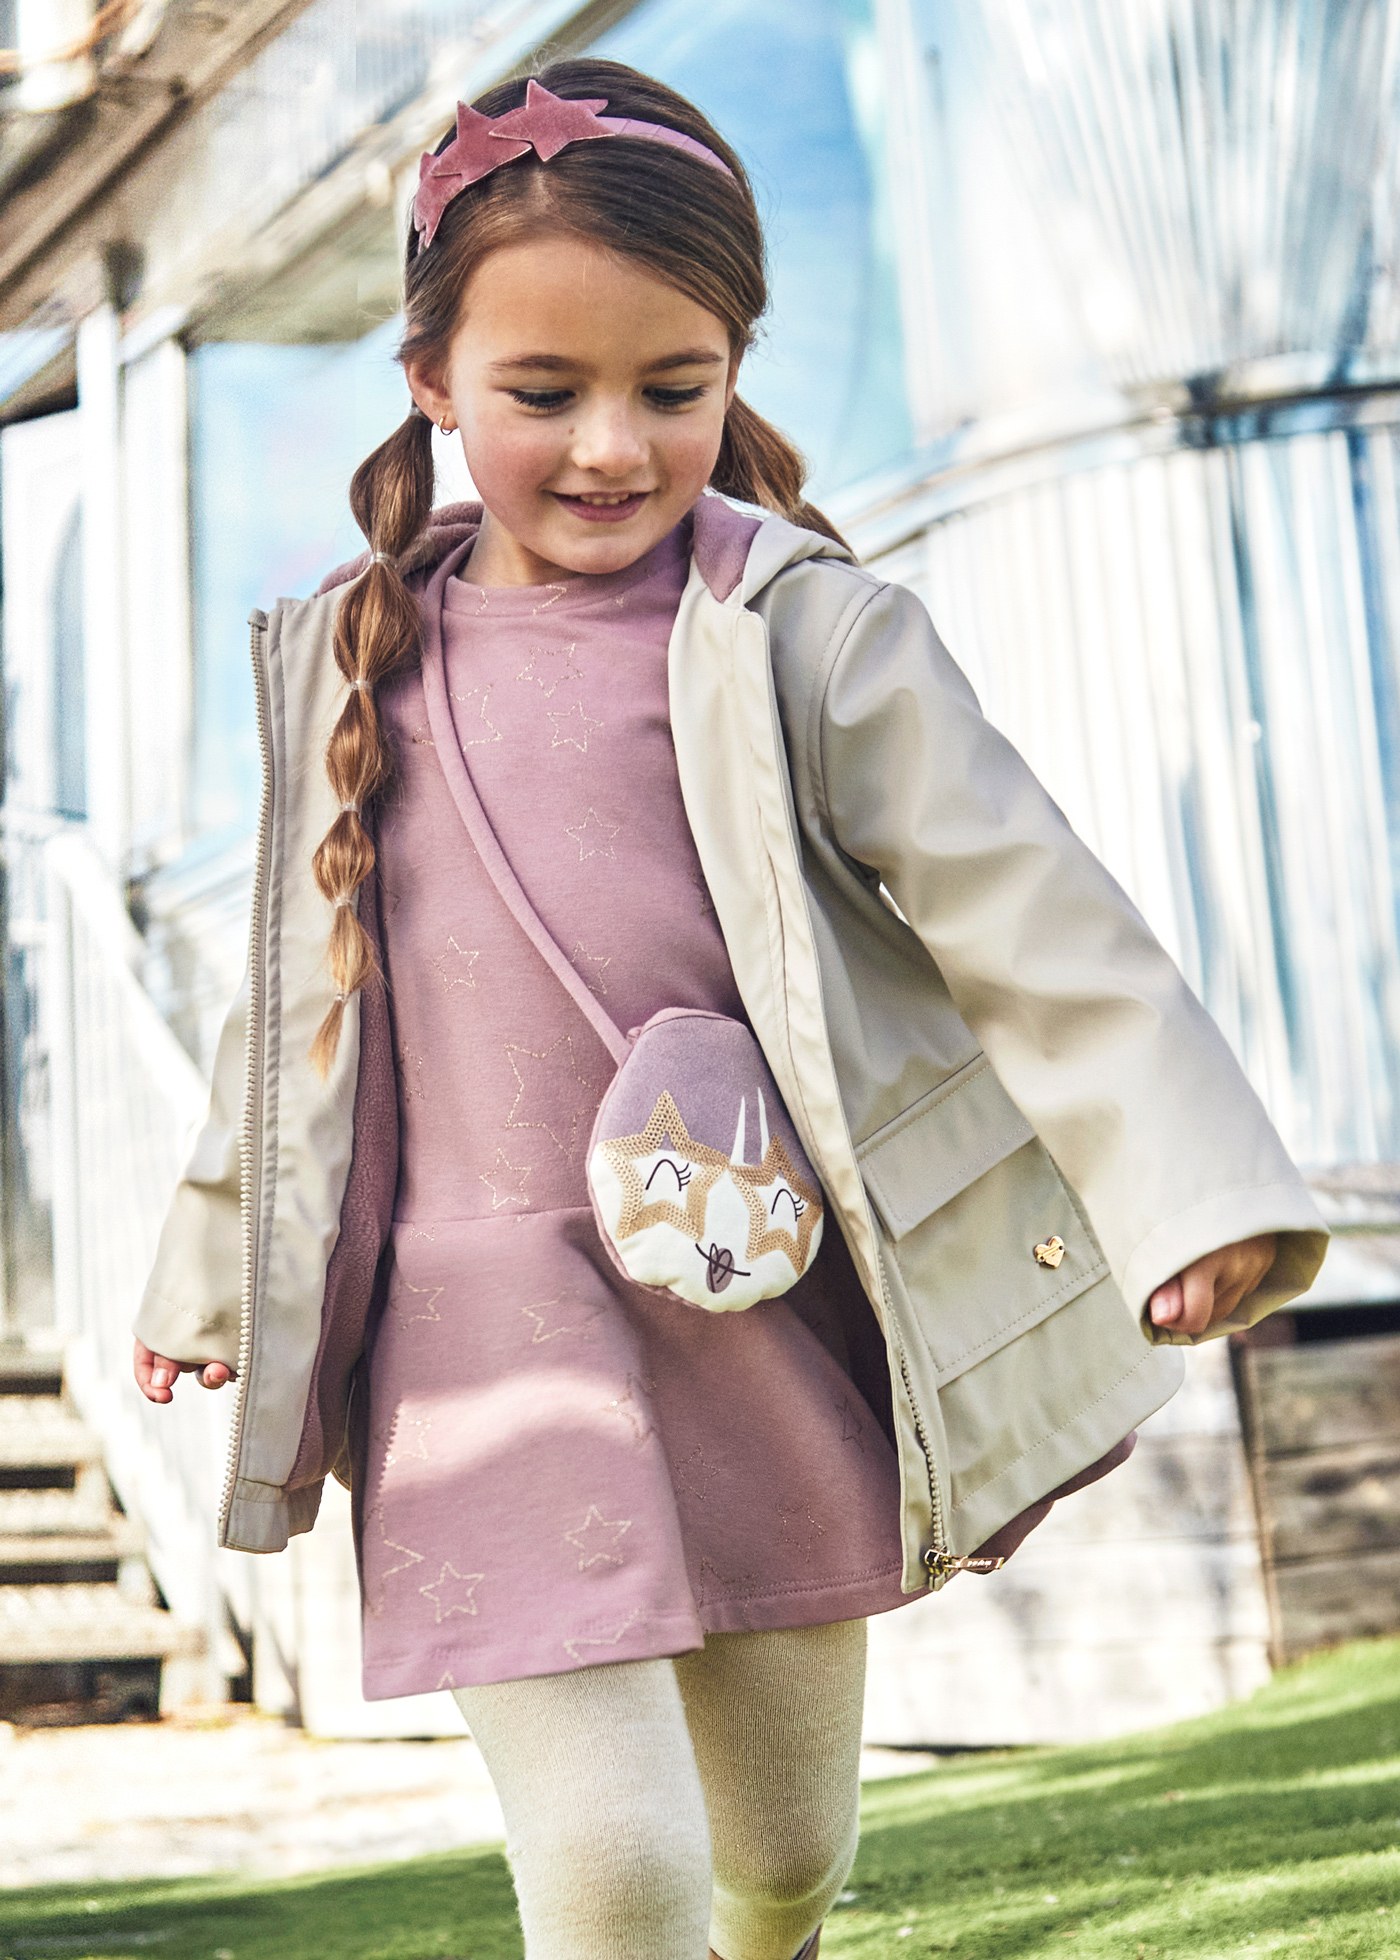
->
[[568, 405, 649, 476]]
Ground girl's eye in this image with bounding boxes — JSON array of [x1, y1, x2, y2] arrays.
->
[[647, 387, 706, 409], [771, 1187, 805, 1220], [505, 386, 708, 413], [507, 389, 571, 410], [645, 1156, 692, 1193]]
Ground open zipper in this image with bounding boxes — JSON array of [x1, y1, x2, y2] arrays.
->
[[216, 610, 274, 1542]]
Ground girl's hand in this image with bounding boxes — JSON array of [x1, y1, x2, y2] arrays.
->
[[133, 1337, 235, 1404], [1146, 1233, 1277, 1336]]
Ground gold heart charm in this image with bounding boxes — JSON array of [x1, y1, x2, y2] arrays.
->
[[1033, 1235, 1065, 1269]]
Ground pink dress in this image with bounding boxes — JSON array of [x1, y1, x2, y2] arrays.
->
[[357, 507, 913, 1697]]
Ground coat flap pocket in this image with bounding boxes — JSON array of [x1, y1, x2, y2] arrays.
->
[[856, 1054, 1036, 1240]]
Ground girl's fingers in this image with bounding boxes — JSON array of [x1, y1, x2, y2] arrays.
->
[[1177, 1262, 1217, 1335], [1148, 1274, 1184, 1327]]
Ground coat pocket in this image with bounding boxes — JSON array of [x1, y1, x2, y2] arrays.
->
[[855, 1052, 1109, 1383]]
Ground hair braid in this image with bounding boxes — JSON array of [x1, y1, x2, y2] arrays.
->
[[308, 407, 435, 1078]]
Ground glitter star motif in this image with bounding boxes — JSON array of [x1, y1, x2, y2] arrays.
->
[[564, 1505, 633, 1570], [533, 582, 570, 613], [520, 1294, 601, 1344], [383, 1412, 431, 1467], [450, 681, 501, 746], [364, 1505, 425, 1615], [516, 641, 583, 696], [433, 936, 480, 990], [504, 1035, 594, 1155], [547, 699, 603, 753], [565, 807, 621, 861], [675, 1443, 721, 1503], [777, 1500, 827, 1557], [389, 1274, 443, 1325], [731, 1137, 824, 1271], [597, 1092, 729, 1247], [570, 943, 611, 998], [401, 1224, 437, 1244], [479, 1148, 531, 1211], [601, 1373, 656, 1447], [398, 1046, 426, 1103], [420, 1560, 484, 1623], [834, 1393, 867, 1452], [564, 1608, 641, 1664], [436, 1669, 457, 1690], [488, 78, 613, 161], [410, 720, 435, 747]]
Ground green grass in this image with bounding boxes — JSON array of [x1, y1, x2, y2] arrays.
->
[[2, 1637, 1398, 1960]]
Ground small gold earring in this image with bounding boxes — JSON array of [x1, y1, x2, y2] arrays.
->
[[439, 415, 455, 436]]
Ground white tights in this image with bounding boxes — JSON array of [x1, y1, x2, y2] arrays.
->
[[451, 1617, 866, 1960]]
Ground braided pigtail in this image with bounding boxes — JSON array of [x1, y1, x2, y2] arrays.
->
[[711, 393, 851, 551], [308, 407, 436, 1079]]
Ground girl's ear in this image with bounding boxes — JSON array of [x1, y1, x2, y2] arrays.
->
[[405, 356, 452, 429]]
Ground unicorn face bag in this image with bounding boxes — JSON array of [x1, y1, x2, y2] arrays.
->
[[419, 540, 825, 1312], [587, 1007, 824, 1308]]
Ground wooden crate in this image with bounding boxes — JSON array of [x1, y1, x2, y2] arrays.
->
[[1235, 1327, 1400, 1662]]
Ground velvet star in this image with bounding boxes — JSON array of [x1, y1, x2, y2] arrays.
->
[[488, 80, 613, 162], [413, 101, 531, 251]]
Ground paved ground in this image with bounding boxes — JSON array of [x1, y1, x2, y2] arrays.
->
[[0, 1706, 940, 1889]]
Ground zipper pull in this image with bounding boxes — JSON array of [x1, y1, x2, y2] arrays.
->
[[924, 1547, 1008, 1584]]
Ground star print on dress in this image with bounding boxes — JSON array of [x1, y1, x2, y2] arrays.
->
[[570, 943, 611, 998], [364, 1504, 425, 1615], [776, 1498, 827, 1557], [520, 1294, 602, 1344], [479, 1148, 531, 1210], [388, 1273, 444, 1325], [420, 1561, 484, 1623], [382, 1412, 432, 1467], [533, 582, 569, 613], [398, 1047, 426, 1103], [565, 807, 621, 861], [564, 1609, 641, 1664], [450, 682, 501, 746], [547, 700, 603, 753], [564, 1505, 633, 1570], [834, 1393, 867, 1452], [674, 1443, 721, 1503], [433, 935, 480, 990], [516, 642, 584, 697], [504, 1035, 594, 1155], [600, 1374, 656, 1447]]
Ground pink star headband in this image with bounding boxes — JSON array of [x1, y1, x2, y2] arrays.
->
[[413, 79, 737, 253]]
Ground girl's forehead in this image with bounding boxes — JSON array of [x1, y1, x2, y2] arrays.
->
[[453, 236, 731, 357]]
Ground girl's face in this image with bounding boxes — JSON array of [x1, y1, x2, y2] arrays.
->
[[406, 235, 741, 587]]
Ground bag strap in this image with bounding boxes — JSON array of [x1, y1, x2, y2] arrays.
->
[[418, 539, 633, 1066]]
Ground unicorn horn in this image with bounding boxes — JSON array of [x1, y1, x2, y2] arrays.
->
[[757, 1085, 770, 1159], [731, 1094, 747, 1165]]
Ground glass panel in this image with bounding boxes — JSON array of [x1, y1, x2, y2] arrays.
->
[[186, 320, 408, 838], [592, 0, 915, 498]]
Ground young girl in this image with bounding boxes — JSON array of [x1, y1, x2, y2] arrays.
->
[[132, 58, 1328, 1960]]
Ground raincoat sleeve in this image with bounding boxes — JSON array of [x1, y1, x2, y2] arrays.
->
[[816, 575, 1330, 1343], [131, 969, 247, 1371]]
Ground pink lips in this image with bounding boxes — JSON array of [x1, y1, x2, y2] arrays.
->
[[552, 491, 649, 523]]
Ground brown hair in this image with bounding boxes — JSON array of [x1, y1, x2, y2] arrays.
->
[[309, 56, 849, 1076]]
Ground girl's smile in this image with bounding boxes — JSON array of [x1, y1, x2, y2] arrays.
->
[[406, 235, 740, 587]]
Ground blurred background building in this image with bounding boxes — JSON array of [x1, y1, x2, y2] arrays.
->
[[1, 0, 1397, 1740]]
